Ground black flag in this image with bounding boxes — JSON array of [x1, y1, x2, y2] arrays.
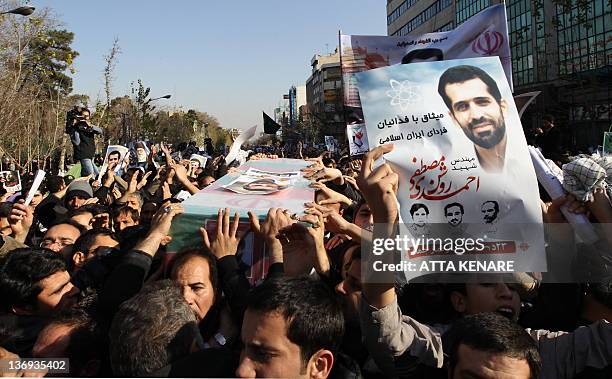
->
[[263, 111, 281, 134]]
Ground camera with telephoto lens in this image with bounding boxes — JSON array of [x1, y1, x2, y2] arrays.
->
[[65, 106, 89, 134]]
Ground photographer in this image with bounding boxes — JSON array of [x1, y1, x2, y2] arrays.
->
[[67, 107, 103, 177]]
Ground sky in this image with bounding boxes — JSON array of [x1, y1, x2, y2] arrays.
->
[[32, 0, 387, 131]]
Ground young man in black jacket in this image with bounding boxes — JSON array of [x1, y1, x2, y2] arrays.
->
[[68, 107, 102, 177]]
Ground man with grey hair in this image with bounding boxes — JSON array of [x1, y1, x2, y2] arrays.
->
[[109, 280, 202, 376], [108, 279, 237, 376]]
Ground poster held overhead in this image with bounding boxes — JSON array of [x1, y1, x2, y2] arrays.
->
[[355, 56, 545, 280], [98, 145, 129, 180], [340, 4, 511, 152], [347, 123, 369, 156], [0, 171, 21, 193]]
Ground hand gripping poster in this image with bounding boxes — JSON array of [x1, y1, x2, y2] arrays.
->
[[355, 57, 546, 280]]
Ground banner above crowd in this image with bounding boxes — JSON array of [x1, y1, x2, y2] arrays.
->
[[340, 4, 511, 155], [355, 56, 545, 280]]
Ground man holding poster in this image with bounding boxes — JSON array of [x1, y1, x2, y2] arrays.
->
[[355, 56, 546, 279]]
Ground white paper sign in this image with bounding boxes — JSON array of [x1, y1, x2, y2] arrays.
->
[[226, 125, 257, 165], [356, 57, 545, 279]]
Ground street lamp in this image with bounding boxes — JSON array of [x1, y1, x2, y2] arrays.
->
[[0, 6, 35, 16], [140, 94, 171, 140]]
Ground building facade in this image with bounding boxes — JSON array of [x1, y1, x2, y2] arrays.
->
[[386, 0, 612, 151], [305, 50, 345, 139]]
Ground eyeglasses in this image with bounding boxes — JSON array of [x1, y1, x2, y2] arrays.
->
[[40, 238, 74, 249]]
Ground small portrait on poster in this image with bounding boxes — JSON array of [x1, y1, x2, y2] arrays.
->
[[98, 145, 129, 180], [408, 203, 430, 235], [481, 200, 499, 224], [444, 202, 464, 227], [0, 170, 21, 192]]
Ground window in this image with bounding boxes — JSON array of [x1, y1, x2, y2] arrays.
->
[[435, 21, 455, 32], [387, 0, 418, 25], [392, 0, 453, 36], [556, 0, 611, 75], [508, 0, 534, 86]]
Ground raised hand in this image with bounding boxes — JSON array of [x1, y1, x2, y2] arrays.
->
[[81, 197, 99, 206], [356, 144, 398, 309], [303, 167, 343, 184], [170, 161, 189, 183], [304, 202, 349, 235], [356, 144, 398, 223], [249, 208, 293, 265], [9, 200, 33, 243], [161, 181, 172, 200], [276, 208, 329, 276], [136, 203, 184, 257], [343, 175, 357, 188], [170, 161, 200, 195], [137, 171, 152, 190], [127, 171, 139, 193], [150, 203, 184, 238], [248, 208, 293, 245], [200, 208, 242, 259], [74, 173, 94, 183], [310, 182, 352, 207], [91, 213, 110, 229]]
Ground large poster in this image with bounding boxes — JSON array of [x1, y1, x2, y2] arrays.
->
[[355, 57, 545, 279], [340, 4, 510, 154]]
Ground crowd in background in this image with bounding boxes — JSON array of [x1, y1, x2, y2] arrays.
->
[[0, 108, 610, 379]]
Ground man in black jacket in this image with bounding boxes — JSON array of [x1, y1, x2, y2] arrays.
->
[[68, 107, 102, 177]]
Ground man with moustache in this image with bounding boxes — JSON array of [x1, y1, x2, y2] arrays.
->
[[438, 65, 509, 173]]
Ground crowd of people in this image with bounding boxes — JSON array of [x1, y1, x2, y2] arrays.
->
[[0, 106, 610, 378]]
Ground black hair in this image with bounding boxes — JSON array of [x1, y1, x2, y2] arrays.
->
[[444, 313, 541, 378], [46, 175, 65, 194], [72, 228, 118, 257], [169, 247, 219, 299], [112, 205, 140, 223], [0, 202, 12, 218], [68, 204, 107, 219], [437, 65, 502, 112], [107, 150, 121, 159], [401, 48, 444, 64], [48, 219, 88, 235], [322, 157, 336, 168], [246, 277, 344, 366], [444, 202, 464, 215], [410, 203, 429, 217], [45, 308, 107, 376], [109, 280, 200, 376], [0, 248, 67, 311], [117, 225, 150, 253], [351, 199, 370, 223]]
